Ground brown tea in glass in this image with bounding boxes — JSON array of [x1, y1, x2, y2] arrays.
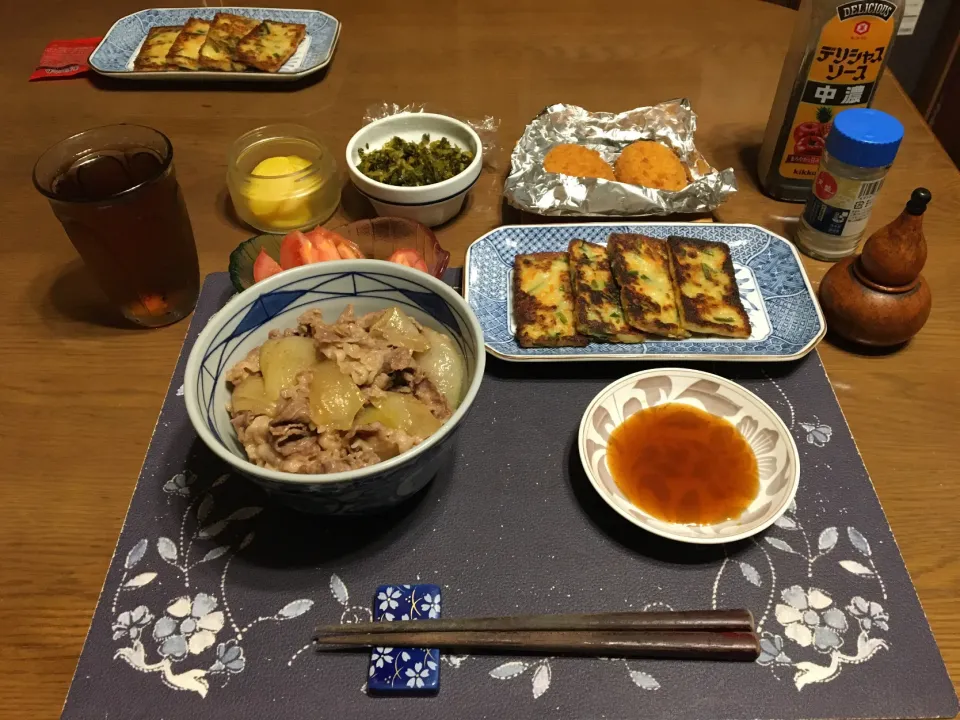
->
[[34, 124, 200, 327]]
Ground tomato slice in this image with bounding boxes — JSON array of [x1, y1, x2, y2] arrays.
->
[[279, 230, 317, 270], [302, 228, 341, 262], [335, 237, 364, 260], [305, 227, 364, 260], [387, 248, 429, 273], [253, 248, 283, 283]]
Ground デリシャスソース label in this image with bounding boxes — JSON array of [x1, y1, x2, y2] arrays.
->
[[777, 2, 897, 181]]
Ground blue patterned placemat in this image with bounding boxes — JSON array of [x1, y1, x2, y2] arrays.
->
[[61, 272, 956, 720]]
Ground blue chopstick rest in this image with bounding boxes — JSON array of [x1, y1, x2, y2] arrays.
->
[[367, 584, 441, 694]]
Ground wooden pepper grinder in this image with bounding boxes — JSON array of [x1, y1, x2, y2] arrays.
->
[[818, 188, 932, 347]]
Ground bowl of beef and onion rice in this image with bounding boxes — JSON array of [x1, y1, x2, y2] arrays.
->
[[184, 260, 485, 513]]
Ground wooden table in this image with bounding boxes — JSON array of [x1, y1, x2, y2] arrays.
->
[[2, 0, 958, 716]]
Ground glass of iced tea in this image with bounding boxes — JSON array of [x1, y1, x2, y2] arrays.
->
[[34, 124, 200, 327]]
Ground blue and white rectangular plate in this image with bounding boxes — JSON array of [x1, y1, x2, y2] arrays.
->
[[463, 223, 826, 362], [90, 7, 340, 82]]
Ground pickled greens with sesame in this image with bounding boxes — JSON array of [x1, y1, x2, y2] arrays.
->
[[356, 134, 474, 187]]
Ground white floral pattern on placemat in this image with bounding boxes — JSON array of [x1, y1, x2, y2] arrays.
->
[[112, 377, 881, 705], [122, 396, 878, 702], [748, 516, 890, 690], [69, 273, 960, 720], [732, 507, 890, 689], [112, 369, 877, 702], [709, 372, 887, 690], [486, 604, 668, 699], [110, 472, 315, 698]]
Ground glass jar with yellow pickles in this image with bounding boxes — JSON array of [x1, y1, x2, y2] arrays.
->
[[227, 124, 340, 233]]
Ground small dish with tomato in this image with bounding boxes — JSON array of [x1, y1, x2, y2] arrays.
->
[[228, 216, 450, 292]]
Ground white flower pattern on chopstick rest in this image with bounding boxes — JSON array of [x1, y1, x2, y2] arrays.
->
[[296, 575, 448, 689], [405, 660, 438, 689], [369, 647, 394, 675], [111, 470, 315, 697], [420, 592, 441, 619], [377, 586, 402, 612]]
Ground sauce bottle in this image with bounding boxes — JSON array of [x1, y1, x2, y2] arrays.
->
[[757, 0, 903, 202]]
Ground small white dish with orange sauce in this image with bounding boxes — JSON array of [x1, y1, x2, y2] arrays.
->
[[578, 368, 799, 544]]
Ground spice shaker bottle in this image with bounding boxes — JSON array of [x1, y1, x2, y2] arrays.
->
[[795, 108, 903, 261]]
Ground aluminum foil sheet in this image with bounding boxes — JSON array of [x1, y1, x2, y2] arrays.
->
[[503, 99, 737, 217]]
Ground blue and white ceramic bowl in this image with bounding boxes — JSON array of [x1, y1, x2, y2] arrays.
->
[[184, 261, 485, 513]]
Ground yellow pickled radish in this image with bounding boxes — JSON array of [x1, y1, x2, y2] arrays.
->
[[272, 201, 314, 229], [253, 155, 312, 176], [243, 155, 318, 223]]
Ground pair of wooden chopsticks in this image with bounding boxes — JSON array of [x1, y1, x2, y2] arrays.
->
[[316, 609, 759, 661]]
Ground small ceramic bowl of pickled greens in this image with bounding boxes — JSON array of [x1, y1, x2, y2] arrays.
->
[[346, 113, 482, 227]]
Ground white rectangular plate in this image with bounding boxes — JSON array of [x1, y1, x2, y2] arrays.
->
[[89, 7, 339, 82], [463, 222, 825, 362]]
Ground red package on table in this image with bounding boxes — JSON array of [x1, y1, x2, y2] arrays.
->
[[30, 37, 102, 81]]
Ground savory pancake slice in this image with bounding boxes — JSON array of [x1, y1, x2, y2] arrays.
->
[[198, 12, 260, 71], [133, 26, 182, 71], [607, 233, 687, 339], [667, 236, 751, 338], [166, 18, 211, 70], [568, 239, 644, 343], [235, 20, 307, 72], [514, 252, 589, 348]]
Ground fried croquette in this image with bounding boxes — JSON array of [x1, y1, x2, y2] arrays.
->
[[543, 144, 615, 181], [614, 141, 689, 191]]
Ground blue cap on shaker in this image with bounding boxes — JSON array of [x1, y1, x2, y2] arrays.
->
[[826, 108, 904, 169]]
